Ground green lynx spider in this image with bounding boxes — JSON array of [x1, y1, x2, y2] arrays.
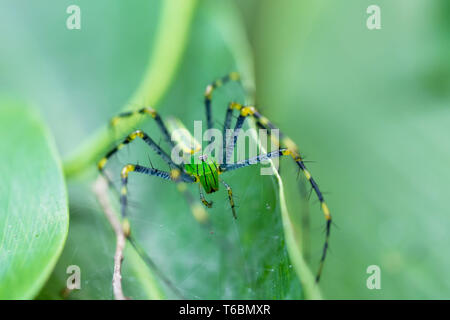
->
[[97, 72, 332, 282]]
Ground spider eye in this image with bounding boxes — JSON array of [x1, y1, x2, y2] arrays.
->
[[198, 154, 208, 161]]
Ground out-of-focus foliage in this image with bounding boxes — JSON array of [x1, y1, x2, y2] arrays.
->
[[0, 100, 68, 299]]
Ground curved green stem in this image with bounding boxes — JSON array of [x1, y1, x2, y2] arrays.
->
[[63, 0, 198, 178]]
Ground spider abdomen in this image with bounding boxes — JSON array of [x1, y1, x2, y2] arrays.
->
[[184, 154, 219, 193]]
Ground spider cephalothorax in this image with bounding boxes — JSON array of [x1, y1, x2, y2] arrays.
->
[[98, 72, 332, 282]]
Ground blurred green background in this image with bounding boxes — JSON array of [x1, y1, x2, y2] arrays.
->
[[1, 0, 449, 299]]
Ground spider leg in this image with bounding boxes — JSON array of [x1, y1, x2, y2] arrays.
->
[[98, 128, 203, 227], [220, 150, 283, 171], [100, 121, 212, 226], [204, 72, 240, 131], [246, 106, 319, 269], [219, 102, 332, 283], [109, 106, 176, 149], [198, 184, 213, 208], [100, 107, 179, 191], [98, 129, 188, 180], [120, 164, 194, 236], [221, 180, 237, 219]]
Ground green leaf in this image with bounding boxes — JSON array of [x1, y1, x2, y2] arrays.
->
[[0, 99, 68, 299]]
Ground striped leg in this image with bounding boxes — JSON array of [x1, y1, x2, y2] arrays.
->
[[198, 184, 213, 208], [224, 102, 251, 164], [97, 129, 186, 179], [204, 72, 240, 131], [221, 103, 235, 165], [241, 106, 327, 278], [221, 150, 285, 171], [221, 180, 237, 219], [99, 127, 208, 227], [219, 103, 332, 282], [120, 164, 195, 236], [97, 129, 194, 219], [110, 107, 175, 149]]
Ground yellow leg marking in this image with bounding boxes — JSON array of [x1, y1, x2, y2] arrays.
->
[[229, 102, 242, 110], [122, 218, 131, 237], [129, 130, 144, 140], [120, 186, 127, 195], [110, 107, 157, 128], [227, 189, 235, 207], [282, 149, 303, 162], [142, 107, 157, 118], [98, 157, 107, 170], [303, 169, 312, 180], [170, 169, 181, 181], [229, 103, 256, 116], [229, 71, 240, 81], [240, 106, 256, 117], [201, 198, 213, 208], [321, 202, 331, 220], [205, 85, 213, 99], [121, 164, 135, 178], [259, 116, 269, 126]]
